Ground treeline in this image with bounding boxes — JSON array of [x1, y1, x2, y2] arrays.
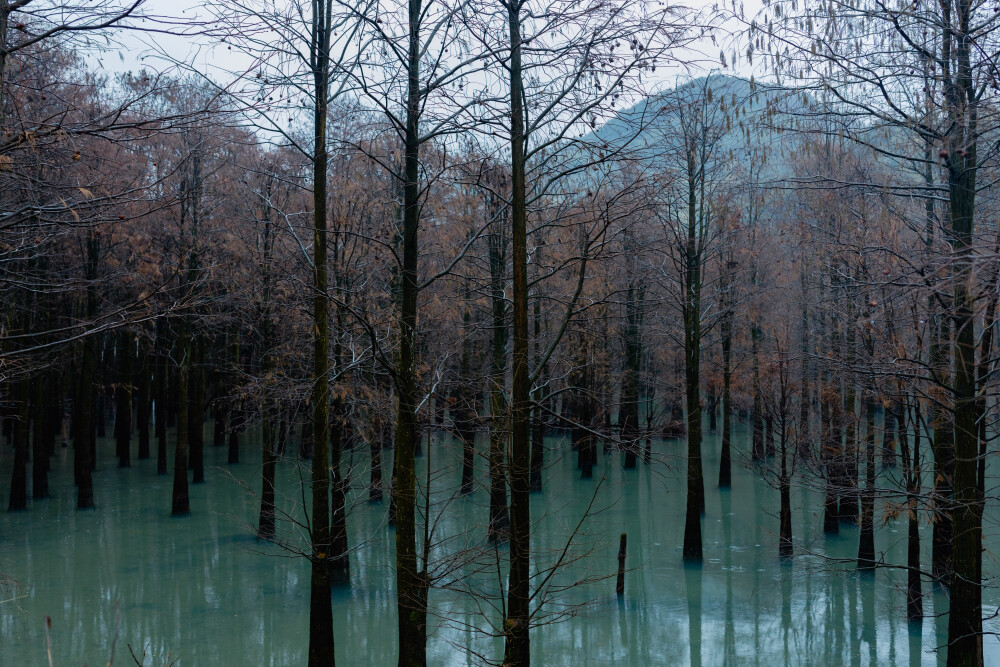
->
[[3, 0, 1000, 664]]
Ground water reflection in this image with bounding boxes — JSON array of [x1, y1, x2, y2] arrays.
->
[[0, 422, 996, 665], [685, 563, 702, 667]]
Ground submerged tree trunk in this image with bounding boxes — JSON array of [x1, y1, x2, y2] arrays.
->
[[530, 280, 547, 491], [719, 259, 734, 488], [227, 336, 241, 465], [188, 338, 205, 484], [137, 350, 151, 460], [115, 330, 132, 469], [798, 292, 811, 460], [857, 397, 876, 569], [620, 275, 642, 470], [258, 403, 277, 540], [504, 3, 531, 660], [171, 334, 190, 516], [682, 129, 705, 561], [458, 284, 477, 496], [778, 411, 792, 559], [329, 397, 349, 583], [487, 188, 509, 543], [155, 322, 169, 475], [8, 379, 29, 511], [31, 376, 50, 500], [751, 318, 764, 462], [75, 233, 99, 509], [945, 78, 983, 661], [901, 402, 922, 621], [370, 423, 384, 502], [393, 4, 428, 661], [306, 15, 336, 659], [839, 316, 859, 525], [929, 308, 954, 584]]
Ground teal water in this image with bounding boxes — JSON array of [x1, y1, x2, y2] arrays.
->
[[1, 421, 997, 665]]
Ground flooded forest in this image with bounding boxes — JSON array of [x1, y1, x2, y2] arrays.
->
[[2, 0, 1000, 664]]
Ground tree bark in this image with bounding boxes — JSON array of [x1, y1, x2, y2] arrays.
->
[[504, 2, 531, 660], [8, 379, 29, 511], [393, 1, 428, 660]]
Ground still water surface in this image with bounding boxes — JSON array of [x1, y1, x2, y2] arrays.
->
[[1, 422, 998, 665]]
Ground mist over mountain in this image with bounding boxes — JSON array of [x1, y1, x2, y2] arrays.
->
[[575, 74, 807, 184]]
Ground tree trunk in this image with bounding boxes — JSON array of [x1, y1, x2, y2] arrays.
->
[[213, 405, 226, 448], [31, 375, 50, 500], [8, 379, 29, 511], [504, 3, 530, 660], [857, 398, 876, 569], [155, 323, 169, 475], [798, 295, 811, 460], [227, 335, 241, 465], [330, 404, 349, 584], [530, 283, 546, 490], [115, 331, 132, 469], [307, 19, 335, 660], [682, 133, 704, 561], [751, 319, 764, 461], [945, 79, 983, 660], [621, 279, 641, 470], [137, 351, 151, 460], [370, 424, 384, 502], [171, 334, 190, 516], [393, 4, 428, 661], [839, 358, 859, 524], [901, 402, 922, 621], [188, 338, 205, 483], [719, 281, 733, 488], [77, 237, 99, 509], [258, 403, 276, 540]]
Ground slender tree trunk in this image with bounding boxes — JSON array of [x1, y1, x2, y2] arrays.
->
[[31, 375, 50, 500], [621, 279, 641, 470], [214, 404, 226, 448], [188, 338, 205, 484], [882, 402, 897, 468], [930, 317, 954, 583], [307, 20, 336, 660], [682, 143, 704, 561], [330, 401, 349, 584], [945, 62, 983, 656], [487, 197, 509, 542], [719, 272, 733, 488], [137, 351, 151, 460], [779, 414, 792, 559], [156, 353, 169, 475], [840, 319, 858, 524], [370, 423, 384, 502], [258, 403, 276, 540], [76, 233, 99, 509], [394, 4, 428, 661], [798, 296, 811, 460], [227, 336, 241, 465], [504, 2, 531, 660], [530, 280, 546, 490], [857, 397, 876, 569], [751, 318, 764, 462], [171, 334, 190, 516], [901, 402, 922, 621], [115, 331, 132, 469], [8, 379, 29, 511]]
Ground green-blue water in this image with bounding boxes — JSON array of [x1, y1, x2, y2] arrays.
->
[[1, 421, 996, 665]]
